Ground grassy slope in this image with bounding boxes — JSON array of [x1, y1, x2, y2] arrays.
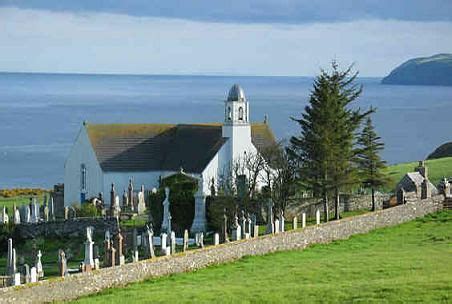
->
[[0, 196, 34, 211], [384, 157, 452, 190], [74, 211, 451, 303]]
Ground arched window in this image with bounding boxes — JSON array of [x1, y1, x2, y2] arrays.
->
[[238, 107, 244, 121], [80, 164, 87, 192], [228, 106, 232, 121]]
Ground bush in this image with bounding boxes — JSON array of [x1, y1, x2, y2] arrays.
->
[[74, 203, 98, 217], [149, 173, 197, 234], [0, 188, 49, 198]]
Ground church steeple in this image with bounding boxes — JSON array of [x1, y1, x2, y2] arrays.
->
[[222, 84, 252, 164], [224, 84, 249, 125]]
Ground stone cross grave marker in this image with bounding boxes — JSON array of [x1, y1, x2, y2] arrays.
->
[[36, 250, 44, 278]]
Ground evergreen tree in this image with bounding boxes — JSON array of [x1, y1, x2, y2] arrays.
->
[[289, 62, 369, 221], [356, 114, 388, 211]]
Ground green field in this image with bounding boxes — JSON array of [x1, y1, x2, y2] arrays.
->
[[0, 196, 33, 211], [74, 210, 451, 303], [384, 157, 452, 190]]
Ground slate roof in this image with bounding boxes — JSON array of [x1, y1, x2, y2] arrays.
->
[[86, 123, 276, 173]]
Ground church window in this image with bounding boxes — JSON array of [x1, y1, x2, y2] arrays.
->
[[228, 106, 232, 121], [238, 107, 244, 120], [81, 164, 87, 192]]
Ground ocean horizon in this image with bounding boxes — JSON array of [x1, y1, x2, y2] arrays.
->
[[1, 72, 452, 189]]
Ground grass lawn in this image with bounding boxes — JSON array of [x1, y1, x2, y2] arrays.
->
[[384, 156, 452, 191], [0, 196, 35, 211], [73, 210, 451, 303]]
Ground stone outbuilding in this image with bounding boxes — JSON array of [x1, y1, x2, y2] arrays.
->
[[395, 161, 437, 203]]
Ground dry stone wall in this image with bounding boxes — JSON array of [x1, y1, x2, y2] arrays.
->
[[0, 196, 443, 304], [14, 218, 119, 239]]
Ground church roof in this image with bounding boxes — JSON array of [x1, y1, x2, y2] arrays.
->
[[85, 123, 276, 173]]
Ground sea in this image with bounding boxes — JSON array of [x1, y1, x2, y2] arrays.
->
[[1, 72, 452, 189]]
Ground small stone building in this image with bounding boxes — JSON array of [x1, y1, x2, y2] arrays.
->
[[395, 161, 437, 203]]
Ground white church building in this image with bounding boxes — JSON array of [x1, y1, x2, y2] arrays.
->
[[64, 84, 276, 231]]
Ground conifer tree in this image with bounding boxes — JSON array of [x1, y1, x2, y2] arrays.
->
[[356, 114, 388, 211], [289, 62, 369, 221]]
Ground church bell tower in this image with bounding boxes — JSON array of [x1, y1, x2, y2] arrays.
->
[[222, 84, 252, 163]]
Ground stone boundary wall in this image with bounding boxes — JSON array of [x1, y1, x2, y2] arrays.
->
[[286, 193, 390, 219], [14, 218, 119, 239], [0, 196, 443, 304]]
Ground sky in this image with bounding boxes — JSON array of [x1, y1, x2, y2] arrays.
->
[[0, 1, 452, 76]]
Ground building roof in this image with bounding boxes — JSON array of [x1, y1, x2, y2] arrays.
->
[[227, 84, 246, 102], [85, 122, 276, 173]]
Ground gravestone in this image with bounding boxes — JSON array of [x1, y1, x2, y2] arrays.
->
[[265, 199, 274, 234], [115, 231, 125, 265], [161, 187, 170, 232], [36, 250, 44, 278], [279, 210, 285, 232], [214, 233, 219, 245], [104, 230, 111, 266], [253, 225, 259, 238], [31, 198, 40, 223], [110, 183, 116, 217], [170, 231, 176, 254], [83, 226, 95, 272], [274, 219, 280, 234], [137, 185, 147, 214], [108, 242, 116, 267], [13, 272, 21, 286], [30, 267, 37, 283], [49, 196, 55, 221], [43, 201, 49, 222], [122, 189, 129, 209], [316, 209, 321, 225], [221, 209, 229, 243], [128, 178, 134, 211], [161, 233, 168, 255], [195, 232, 204, 248], [183, 229, 189, 252], [240, 210, 246, 239], [292, 217, 297, 230], [23, 264, 30, 284], [58, 249, 68, 277], [132, 228, 139, 262], [14, 207, 21, 225], [246, 213, 252, 236], [302, 213, 306, 228], [93, 245, 100, 270], [7, 239, 16, 278], [144, 224, 155, 259], [232, 214, 241, 241], [1, 207, 9, 224]]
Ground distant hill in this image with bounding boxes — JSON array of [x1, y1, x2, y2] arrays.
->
[[382, 54, 452, 86], [427, 142, 452, 160]]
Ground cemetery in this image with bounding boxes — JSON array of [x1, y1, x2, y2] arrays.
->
[[0, 181, 448, 303], [1, 74, 451, 303]]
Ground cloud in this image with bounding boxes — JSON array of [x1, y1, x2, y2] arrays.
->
[[1, 0, 452, 24], [0, 7, 451, 76]]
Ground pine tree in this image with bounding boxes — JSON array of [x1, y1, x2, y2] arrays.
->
[[289, 62, 369, 221], [356, 114, 388, 211]]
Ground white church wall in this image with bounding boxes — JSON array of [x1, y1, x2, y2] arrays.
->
[[64, 126, 103, 207], [201, 141, 229, 196]]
